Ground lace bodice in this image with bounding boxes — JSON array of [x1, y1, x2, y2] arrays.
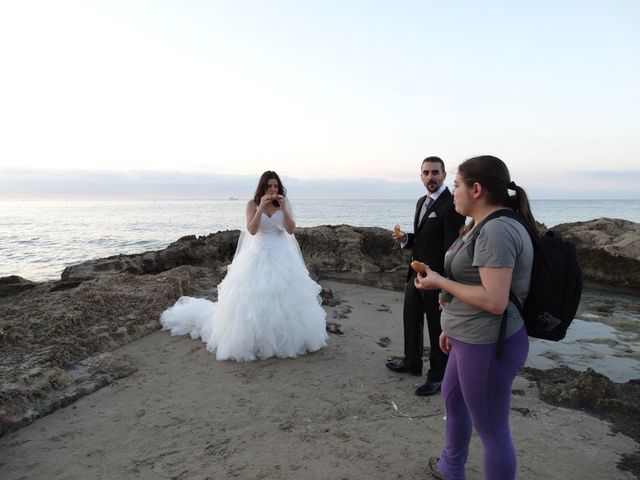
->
[[249, 210, 287, 252], [257, 210, 285, 235]]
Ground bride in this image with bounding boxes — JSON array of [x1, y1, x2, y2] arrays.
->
[[160, 170, 329, 361]]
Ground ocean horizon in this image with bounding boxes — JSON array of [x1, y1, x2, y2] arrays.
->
[[2, 198, 639, 281]]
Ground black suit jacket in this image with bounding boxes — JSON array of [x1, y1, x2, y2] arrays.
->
[[404, 188, 465, 278]]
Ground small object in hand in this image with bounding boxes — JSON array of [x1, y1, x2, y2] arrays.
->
[[393, 224, 401, 236], [270, 193, 280, 207], [410, 260, 427, 273]]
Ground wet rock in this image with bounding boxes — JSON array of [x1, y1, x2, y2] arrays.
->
[[553, 368, 617, 410]]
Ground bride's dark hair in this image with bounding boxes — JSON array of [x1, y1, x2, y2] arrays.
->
[[253, 171, 287, 204]]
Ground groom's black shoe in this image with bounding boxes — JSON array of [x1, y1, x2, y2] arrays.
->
[[415, 380, 442, 397], [385, 358, 422, 376]]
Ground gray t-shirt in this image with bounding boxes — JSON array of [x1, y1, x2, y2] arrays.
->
[[440, 215, 533, 344]]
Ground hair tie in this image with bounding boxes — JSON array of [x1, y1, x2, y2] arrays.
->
[[507, 181, 517, 191]]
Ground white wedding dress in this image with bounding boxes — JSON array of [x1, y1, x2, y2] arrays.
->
[[160, 206, 328, 361]]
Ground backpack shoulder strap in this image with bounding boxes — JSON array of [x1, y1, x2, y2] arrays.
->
[[469, 208, 522, 251], [469, 208, 535, 359]]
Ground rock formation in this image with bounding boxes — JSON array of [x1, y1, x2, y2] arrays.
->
[[0, 270, 191, 436], [553, 218, 640, 289], [60, 225, 410, 290], [522, 367, 640, 445], [0, 275, 37, 297], [57, 219, 640, 291]]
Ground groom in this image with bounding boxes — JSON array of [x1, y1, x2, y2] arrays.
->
[[388, 156, 465, 396]]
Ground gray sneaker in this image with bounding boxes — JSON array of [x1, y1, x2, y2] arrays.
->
[[427, 456, 446, 480]]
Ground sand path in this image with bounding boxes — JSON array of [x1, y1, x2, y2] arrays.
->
[[0, 281, 636, 479]]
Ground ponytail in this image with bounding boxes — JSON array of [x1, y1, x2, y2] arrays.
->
[[506, 184, 538, 234]]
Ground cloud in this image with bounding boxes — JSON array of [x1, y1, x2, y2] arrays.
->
[[533, 170, 640, 199], [2, 167, 639, 200], [571, 170, 640, 180], [0, 168, 426, 200]]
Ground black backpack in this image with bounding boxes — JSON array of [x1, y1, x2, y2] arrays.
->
[[470, 209, 583, 359]]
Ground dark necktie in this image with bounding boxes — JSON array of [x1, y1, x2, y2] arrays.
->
[[419, 196, 434, 223]]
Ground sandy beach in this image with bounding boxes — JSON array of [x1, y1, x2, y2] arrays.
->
[[0, 280, 636, 479]]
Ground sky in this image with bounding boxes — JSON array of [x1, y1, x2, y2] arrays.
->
[[0, 0, 638, 199]]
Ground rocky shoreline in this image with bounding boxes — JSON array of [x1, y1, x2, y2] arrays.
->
[[1, 218, 639, 470]]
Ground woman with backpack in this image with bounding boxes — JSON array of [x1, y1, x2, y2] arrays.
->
[[414, 155, 538, 480]]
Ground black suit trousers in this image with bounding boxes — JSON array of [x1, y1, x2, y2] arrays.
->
[[402, 274, 447, 382]]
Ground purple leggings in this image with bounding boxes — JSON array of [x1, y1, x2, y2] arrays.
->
[[438, 327, 529, 480]]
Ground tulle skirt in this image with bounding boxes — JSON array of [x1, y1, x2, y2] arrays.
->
[[160, 236, 328, 361]]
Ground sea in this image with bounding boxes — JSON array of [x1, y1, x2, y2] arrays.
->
[[1, 199, 639, 281]]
